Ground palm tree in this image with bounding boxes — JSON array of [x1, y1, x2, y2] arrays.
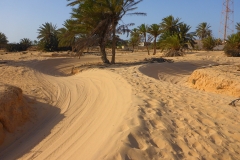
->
[[147, 24, 162, 55], [138, 23, 150, 55], [236, 22, 240, 33], [160, 15, 181, 36], [159, 34, 183, 56], [20, 38, 32, 50], [68, 1, 112, 62], [0, 32, 8, 49], [58, 19, 76, 51], [178, 23, 196, 49], [224, 33, 240, 57], [129, 28, 140, 51], [128, 36, 139, 51], [202, 36, 216, 51], [158, 21, 196, 56], [131, 28, 140, 38], [33, 40, 38, 45], [68, 0, 145, 64], [37, 22, 59, 51], [195, 22, 212, 40], [98, 0, 145, 63]]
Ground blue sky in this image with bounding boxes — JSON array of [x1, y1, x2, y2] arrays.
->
[[0, 0, 239, 43]]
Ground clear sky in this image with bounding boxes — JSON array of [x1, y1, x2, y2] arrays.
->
[[0, 0, 240, 43]]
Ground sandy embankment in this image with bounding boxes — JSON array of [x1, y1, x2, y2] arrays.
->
[[0, 51, 240, 159], [188, 65, 240, 97], [0, 84, 30, 145]]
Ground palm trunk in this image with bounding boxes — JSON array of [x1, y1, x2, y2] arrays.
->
[[145, 35, 150, 55], [99, 38, 110, 64], [72, 37, 75, 52], [71, 46, 75, 52], [98, 24, 110, 64], [153, 37, 156, 55], [146, 45, 150, 55], [111, 22, 116, 64]]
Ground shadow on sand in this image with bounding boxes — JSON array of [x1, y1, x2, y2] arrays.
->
[[0, 95, 65, 160]]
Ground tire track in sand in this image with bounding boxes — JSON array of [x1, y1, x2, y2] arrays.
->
[[0, 59, 132, 160]]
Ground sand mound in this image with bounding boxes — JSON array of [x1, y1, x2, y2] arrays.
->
[[188, 65, 240, 97], [0, 84, 30, 144]]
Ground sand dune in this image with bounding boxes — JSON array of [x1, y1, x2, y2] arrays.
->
[[0, 51, 240, 159]]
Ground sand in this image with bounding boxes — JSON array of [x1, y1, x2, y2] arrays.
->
[[0, 50, 240, 159]]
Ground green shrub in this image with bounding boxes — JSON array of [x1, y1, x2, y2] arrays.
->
[[202, 36, 216, 51], [224, 33, 240, 57], [5, 43, 24, 52], [163, 50, 185, 57]]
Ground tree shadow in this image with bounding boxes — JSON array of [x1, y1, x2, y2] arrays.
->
[[138, 60, 219, 80]]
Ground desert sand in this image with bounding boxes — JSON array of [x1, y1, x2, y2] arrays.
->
[[0, 50, 240, 160]]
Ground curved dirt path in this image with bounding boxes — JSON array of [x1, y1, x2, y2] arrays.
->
[[0, 59, 132, 160]]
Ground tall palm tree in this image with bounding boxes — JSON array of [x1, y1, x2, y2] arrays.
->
[[68, 0, 145, 64], [236, 22, 240, 33], [68, 1, 112, 62], [138, 23, 150, 55], [37, 22, 59, 51], [195, 22, 212, 40], [129, 28, 140, 51], [130, 28, 140, 38], [98, 0, 145, 63], [58, 19, 77, 51], [147, 24, 162, 55], [158, 22, 196, 56], [160, 15, 181, 36], [178, 23, 196, 49]]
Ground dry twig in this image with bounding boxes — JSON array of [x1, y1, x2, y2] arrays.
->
[[229, 98, 240, 106]]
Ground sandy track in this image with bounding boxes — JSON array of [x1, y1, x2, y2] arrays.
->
[[0, 59, 132, 160]]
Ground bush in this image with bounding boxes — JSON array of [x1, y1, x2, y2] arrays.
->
[[224, 33, 240, 57], [5, 43, 28, 52], [5, 38, 32, 52], [163, 50, 185, 57], [202, 36, 216, 51], [19, 38, 32, 51], [38, 38, 58, 52], [224, 48, 240, 57]]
